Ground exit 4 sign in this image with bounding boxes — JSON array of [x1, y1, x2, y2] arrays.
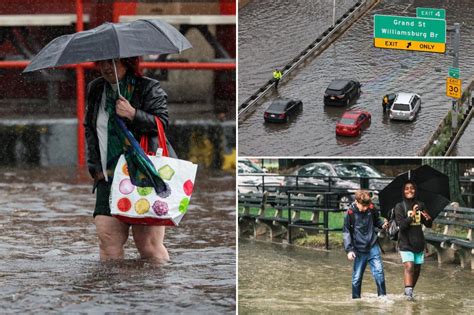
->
[[416, 8, 446, 20]]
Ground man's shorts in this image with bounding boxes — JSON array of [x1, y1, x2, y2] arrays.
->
[[93, 180, 112, 217], [400, 251, 424, 264]]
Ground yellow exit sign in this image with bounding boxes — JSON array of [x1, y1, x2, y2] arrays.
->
[[446, 77, 462, 99], [374, 38, 445, 53]]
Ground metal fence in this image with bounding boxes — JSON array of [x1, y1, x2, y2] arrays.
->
[[238, 173, 474, 207]]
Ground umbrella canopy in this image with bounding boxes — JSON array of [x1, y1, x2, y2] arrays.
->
[[379, 165, 450, 219], [22, 19, 191, 194], [23, 19, 192, 72]]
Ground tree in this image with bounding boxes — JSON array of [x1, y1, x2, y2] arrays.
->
[[423, 159, 464, 206]]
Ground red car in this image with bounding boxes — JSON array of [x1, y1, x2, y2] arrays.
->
[[336, 110, 371, 137]]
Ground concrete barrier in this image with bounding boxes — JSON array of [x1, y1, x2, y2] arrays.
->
[[0, 119, 235, 171], [419, 79, 474, 156], [238, 0, 380, 120]]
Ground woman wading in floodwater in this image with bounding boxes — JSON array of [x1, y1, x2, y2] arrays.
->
[[394, 181, 432, 300], [84, 57, 174, 263]]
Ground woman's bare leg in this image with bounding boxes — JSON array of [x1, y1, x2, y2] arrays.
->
[[403, 261, 415, 298], [404, 261, 415, 286], [95, 215, 130, 261], [132, 225, 169, 262], [413, 264, 421, 288]]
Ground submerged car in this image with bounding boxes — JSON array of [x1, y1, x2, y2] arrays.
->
[[264, 98, 303, 123], [324, 79, 361, 106], [336, 110, 371, 137], [282, 162, 390, 209], [389, 93, 421, 121], [238, 159, 284, 193]]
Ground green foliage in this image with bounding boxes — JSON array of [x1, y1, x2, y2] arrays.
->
[[426, 122, 452, 156], [294, 233, 344, 248]]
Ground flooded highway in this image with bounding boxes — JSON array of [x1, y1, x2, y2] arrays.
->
[[239, 0, 474, 156], [453, 112, 474, 156], [238, 0, 358, 102], [239, 239, 474, 314], [0, 167, 235, 313]]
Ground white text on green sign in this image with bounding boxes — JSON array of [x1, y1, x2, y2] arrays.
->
[[374, 15, 446, 43], [449, 67, 460, 79], [416, 8, 446, 20]]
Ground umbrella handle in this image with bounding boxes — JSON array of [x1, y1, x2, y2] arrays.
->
[[112, 59, 122, 98]]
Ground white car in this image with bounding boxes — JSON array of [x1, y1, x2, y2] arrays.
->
[[389, 93, 421, 121], [238, 159, 284, 193]]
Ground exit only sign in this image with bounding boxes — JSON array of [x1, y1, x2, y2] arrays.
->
[[374, 15, 446, 53]]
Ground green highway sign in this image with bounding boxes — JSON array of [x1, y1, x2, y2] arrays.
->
[[416, 7, 446, 20], [374, 15, 446, 43], [449, 67, 460, 79]]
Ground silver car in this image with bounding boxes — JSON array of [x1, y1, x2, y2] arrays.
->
[[389, 93, 421, 121], [238, 159, 284, 193]]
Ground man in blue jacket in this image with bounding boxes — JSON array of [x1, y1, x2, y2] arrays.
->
[[343, 190, 389, 299]]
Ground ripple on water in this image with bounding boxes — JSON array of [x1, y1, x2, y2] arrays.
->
[[0, 167, 235, 313], [239, 0, 474, 156], [239, 239, 474, 314]]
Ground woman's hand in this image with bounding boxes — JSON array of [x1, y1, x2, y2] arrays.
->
[[382, 219, 389, 230], [94, 171, 105, 183], [116, 96, 136, 120], [421, 210, 432, 221]]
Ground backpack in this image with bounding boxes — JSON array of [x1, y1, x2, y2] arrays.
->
[[347, 205, 386, 254], [387, 208, 399, 241], [347, 205, 377, 232]]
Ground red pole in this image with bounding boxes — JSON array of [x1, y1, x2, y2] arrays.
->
[[0, 61, 235, 70], [76, 0, 85, 167]]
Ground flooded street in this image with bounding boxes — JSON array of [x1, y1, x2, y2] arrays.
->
[[0, 167, 235, 313], [239, 0, 474, 156], [239, 239, 474, 314]]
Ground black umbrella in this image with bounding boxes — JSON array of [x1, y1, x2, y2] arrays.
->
[[22, 19, 191, 193], [23, 19, 192, 73], [379, 165, 450, 219]]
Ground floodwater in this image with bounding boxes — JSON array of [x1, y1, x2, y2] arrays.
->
[[238, 0, 358, 102], [0, 167, 235, 313], [239, 239, 474, 314], [453, 113, 474, 156], [238, 0, 474, 156]]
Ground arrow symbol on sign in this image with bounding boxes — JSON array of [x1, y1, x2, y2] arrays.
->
[[406, 42, 412, 49]]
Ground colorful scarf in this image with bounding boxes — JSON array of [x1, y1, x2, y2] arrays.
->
[[105, 74, 165, 193]]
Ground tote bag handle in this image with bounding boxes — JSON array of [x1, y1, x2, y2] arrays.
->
[[139, 116, 169, 157]]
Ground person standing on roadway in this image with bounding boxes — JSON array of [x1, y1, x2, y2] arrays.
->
[[273, 69, 282, 90]]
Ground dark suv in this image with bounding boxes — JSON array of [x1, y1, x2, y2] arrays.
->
[[324, 79, 361, 106]]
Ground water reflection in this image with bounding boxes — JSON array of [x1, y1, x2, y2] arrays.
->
[[239, 0, 474, 156], [0, 167, 235, 313], [239, 239, 474, 314]]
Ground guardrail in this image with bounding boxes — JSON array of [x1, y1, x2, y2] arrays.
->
[[418, 79, 474, 156], [238, 0, 380, 121]]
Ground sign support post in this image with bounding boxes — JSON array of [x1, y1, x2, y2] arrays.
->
[[451, 23, 460, 130]]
